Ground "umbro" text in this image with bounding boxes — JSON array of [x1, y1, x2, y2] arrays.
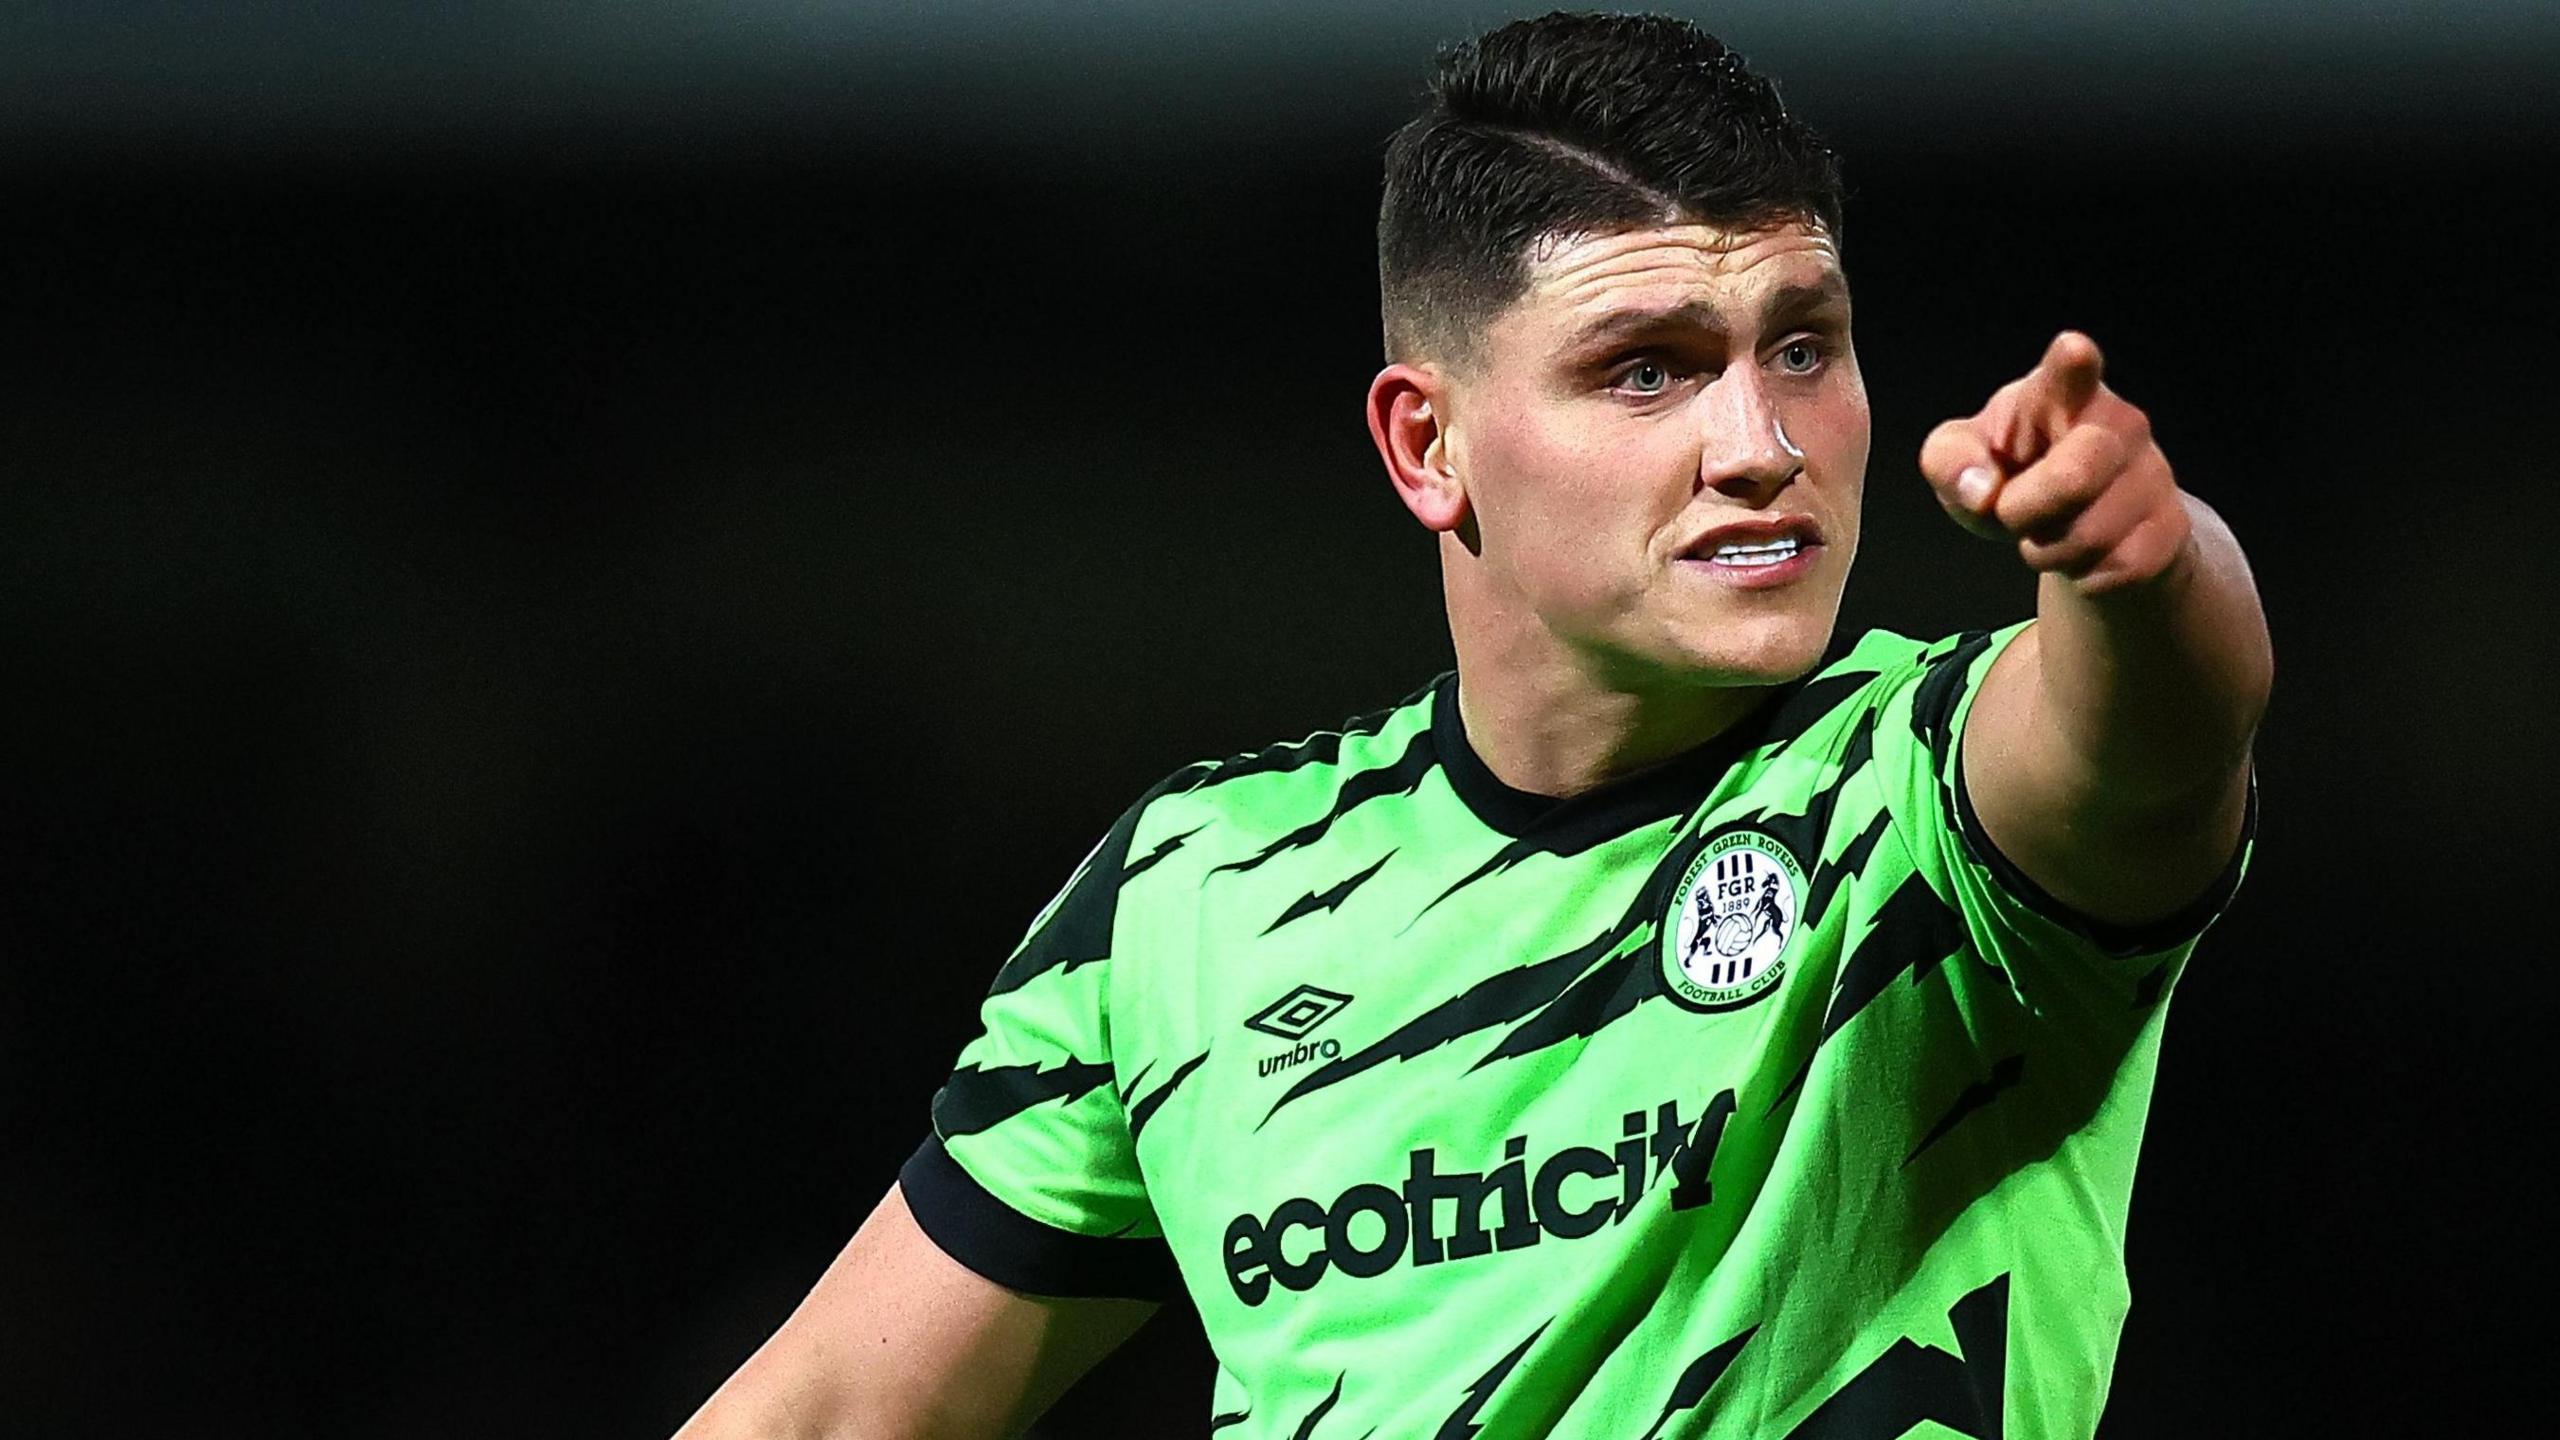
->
[[1257, 1038, 1343, 1078]]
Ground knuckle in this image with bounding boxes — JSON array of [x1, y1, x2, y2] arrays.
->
[[1993, 478, 2061, 532], [2028, 532, 2102, 576], [2063, 457, 2114, 502]]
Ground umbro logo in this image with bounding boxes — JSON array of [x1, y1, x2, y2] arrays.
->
[[1247, 985, 1352, 1079], [1245, 984, 1353, 1041]]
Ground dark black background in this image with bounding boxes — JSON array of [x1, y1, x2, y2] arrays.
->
[[7, 5, 2553, 1436]]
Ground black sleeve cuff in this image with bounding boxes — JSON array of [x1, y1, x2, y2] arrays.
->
[[898, 1134, 1184, 1302], [1951, 752, 2259, 960]]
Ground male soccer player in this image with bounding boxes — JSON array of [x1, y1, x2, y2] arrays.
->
[[674, 12, 2268, 1438]]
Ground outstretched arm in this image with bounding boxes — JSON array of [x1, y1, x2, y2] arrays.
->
[[671, 1182, 1156, 1440], [1919, 331, 2272, 930]]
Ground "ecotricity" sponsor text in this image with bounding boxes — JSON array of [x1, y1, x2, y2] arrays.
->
[[1221, 1089, 1737, 1305]]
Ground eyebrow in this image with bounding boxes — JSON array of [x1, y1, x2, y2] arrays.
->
[[1562, 276, 1851, 355]]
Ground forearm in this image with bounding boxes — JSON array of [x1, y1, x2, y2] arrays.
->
[[670, 1291, 1026, 1440], [2030, 492, 2271, 813], [673, 1375, 828, 1440]]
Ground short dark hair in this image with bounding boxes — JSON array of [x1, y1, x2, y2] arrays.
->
[[1377, 11, 1846, 374]]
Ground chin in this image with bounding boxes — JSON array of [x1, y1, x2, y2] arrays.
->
[[1669, 608, 1838, 687]]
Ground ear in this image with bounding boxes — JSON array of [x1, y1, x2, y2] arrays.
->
[[1366, 362, 1469, 534]]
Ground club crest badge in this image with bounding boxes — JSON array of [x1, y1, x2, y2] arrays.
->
[[1660, 830, 1803, 1012]]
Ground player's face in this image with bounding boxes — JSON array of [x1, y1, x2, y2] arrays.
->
[[1445, 219, 1868, 687]]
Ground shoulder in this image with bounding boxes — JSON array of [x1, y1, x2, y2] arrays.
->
[[1819, 624, 2020, 686], [1717, 625, 2033, 795], [1748, 627, 1948, 751], [1795, 624, 2031, 730], [1124, 673, 1445, 854]]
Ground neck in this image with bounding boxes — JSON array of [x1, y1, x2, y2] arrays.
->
[[1446, 614, 1775, 803]]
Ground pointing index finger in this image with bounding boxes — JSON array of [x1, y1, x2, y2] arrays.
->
[[2001, 330, 2106, 463], [2035, 328, 2105, 420]]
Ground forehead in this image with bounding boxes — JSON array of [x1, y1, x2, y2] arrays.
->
[[1501, 220, 1847, 341]]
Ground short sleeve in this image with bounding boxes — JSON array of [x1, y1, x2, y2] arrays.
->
[[1871, 623, 2259, 1015], [899, 769, 1205, 1302]]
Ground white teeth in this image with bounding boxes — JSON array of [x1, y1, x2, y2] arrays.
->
[[1709, 537, 1802, 566]]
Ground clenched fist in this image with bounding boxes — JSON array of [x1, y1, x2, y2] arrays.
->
[[1920, 331, 2194, 597]]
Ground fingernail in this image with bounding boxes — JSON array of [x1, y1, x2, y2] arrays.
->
[[1956, 465, 1995, 510]]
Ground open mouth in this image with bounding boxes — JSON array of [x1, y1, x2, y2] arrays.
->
[[1701, 536, 1805, 569], [1677, 519, 1825, 588]]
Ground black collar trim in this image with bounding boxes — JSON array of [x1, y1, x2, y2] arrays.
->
[[1428, 669, 1805, 844]]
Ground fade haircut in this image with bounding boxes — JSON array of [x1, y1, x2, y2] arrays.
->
[[1378, 11, 1845, 376]]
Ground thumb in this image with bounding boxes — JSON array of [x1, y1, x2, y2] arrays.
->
[[1918, 417, 2010, 540]]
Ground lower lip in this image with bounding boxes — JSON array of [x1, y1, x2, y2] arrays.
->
[[1679, 544, 1822, 589]]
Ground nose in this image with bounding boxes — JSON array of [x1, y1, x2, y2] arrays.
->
[[1695, 367, 1802, 501]]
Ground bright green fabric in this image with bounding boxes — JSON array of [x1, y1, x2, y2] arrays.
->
[[931, 625, 2252, 1438]]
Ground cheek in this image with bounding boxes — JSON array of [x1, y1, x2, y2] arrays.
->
[[1800, 385, 1871, 495], [1483, 430, 1658, 595], [1472, 408, 1608, 536], [1834, 366, 1873, 470], [1822, 400, 1871, 558]]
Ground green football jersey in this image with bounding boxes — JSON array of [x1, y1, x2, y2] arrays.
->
[[901, 623, 2255, 1439]]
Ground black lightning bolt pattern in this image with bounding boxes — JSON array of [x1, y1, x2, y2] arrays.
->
[[1263, 849, 1398, 936], [1209, 1410, 1250, 1432], [1443, 670, 1894, 1064], [1442, 809, 1765, 1072], [1467, 939, 1652, 1070], [1750, 707, 1878, 860], [1213, 724, 1438, 878], [1768, 872, 1969, 1117], [1290, 1372, 1346, 1440], [1794, 807, 1891, 938], [1761, 662, 1884, 747], [1121, 821, 1209, 883], [1910, 631, 1996, 775], [1126, 1049, 1211, 1143], [1782, 1273, 2009, 1439], [1469, 815, 1804, 1071], [1903, 1053, 2029, 1167], [1254, 650, 1939, 1114], [1476, 707, 1888, 1068], [1413, 648, 1873, 917], [1457, 780, 1862, 1075], [1633, 1326, 1761, 1440], [983, 874, 1116, 997], [986, 763, 1214, 998], [1403, 823, 1659, 929], [1432, 1320, 1550, 1440], [932, 1059, 1113, 1138], [1192, 687, 1424, 791], [1260, 922, 1633, 1125]]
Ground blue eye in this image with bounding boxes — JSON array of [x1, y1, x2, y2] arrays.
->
[[1778, 340, 1824, 374], [1618, 360, 1672, 395]]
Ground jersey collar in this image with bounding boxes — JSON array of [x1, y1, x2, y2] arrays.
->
[[1429, 669, 1804, 844]]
